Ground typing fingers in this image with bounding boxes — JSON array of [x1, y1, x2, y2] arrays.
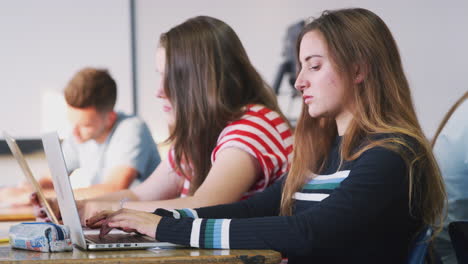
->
[[99, 221, 114, 239], [86, 210, 115, 228], [86, 218, 107, 229], [107, 220, 137, 234], [97, 210, 137, 238]]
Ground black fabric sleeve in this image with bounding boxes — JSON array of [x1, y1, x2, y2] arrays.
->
[[156, 147, 408, 257]]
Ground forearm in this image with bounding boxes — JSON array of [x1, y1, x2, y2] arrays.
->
[[72, 184, 134, 200], [124, 196, 215, 212], [38, 180, 135, 201], [86, 189, 139, 202]]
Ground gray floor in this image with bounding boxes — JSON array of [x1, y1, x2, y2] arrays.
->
[[0, 152, 49, 187]]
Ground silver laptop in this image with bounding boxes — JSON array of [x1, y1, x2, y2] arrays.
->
[[3, 131, 59, 224], [41, 131, 177, 250]]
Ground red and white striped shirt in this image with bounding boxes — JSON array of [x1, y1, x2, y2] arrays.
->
[[168, 104, 293, 199]]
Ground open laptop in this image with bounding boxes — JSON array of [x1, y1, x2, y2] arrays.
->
[[2, 131, 59, 224], [41, 131, 177, 250]]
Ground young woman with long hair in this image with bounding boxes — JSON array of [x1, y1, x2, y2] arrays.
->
[[88, 9, 446, 263], [36, 16, 293, 223]]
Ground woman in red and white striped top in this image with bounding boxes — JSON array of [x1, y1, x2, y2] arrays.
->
[[77, 16, 292, 223], [171, 104, 293, 200]]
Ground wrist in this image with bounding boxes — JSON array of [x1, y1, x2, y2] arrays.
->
[[151, 215, 161, 239], [118, 198, 130, 210], [110, 200, 123, 211]]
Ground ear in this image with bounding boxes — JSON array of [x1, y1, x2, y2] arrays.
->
[[353, 63, 367, 84], [106, 111, 118, 128]]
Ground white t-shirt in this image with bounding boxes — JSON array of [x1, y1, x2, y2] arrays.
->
[[61, 112, 161, 188]]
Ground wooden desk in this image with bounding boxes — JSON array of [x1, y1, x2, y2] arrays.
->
[[0, 219, 282, 263], [0, 246, 281, 264], [0, 206, 34, 222]]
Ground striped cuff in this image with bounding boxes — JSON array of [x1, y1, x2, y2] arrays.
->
[[157, 217, 232, 249], [153, 208, 199, 219], [174, 208, 199, 219], [190, 219, 231, 249]]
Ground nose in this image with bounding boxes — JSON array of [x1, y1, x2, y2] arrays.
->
[[294, 72, 309, 92], [155, 84, 166, 99]]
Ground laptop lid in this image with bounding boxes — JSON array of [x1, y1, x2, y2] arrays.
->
[[41, 131, 89, 249], [2, 131, 59, 224], [41, 132, 173, 250]]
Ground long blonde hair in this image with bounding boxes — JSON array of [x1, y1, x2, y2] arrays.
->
[[280, 8, 446, 235]]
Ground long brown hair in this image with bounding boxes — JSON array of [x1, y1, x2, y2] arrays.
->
[[159, 16, 286, 194], [431, 91, 468, 147], [280, 8, 446, 235]]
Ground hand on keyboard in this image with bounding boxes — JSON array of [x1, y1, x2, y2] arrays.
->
[[86, 208, 162, 240]]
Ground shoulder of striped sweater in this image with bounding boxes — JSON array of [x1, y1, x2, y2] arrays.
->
[[245, 105, 280, 119], [246, 104, 275, 113], [245, 104, 265, 111]]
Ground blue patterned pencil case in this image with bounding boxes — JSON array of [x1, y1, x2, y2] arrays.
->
[[9, 222, 73, 252]]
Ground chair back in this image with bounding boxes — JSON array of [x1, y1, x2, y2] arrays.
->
[[449, 221, 468, 264], [407, 228, 432, 264]]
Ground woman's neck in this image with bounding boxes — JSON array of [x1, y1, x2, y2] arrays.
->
[[335, 110, 353, 136]]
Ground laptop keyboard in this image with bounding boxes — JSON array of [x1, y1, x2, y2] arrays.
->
[[86, 233, 155, 244]]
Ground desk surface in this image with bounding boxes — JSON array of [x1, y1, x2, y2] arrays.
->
[[0, 246, 281, 264], [0, 221, 281, 264], [0, 206, 34, 222]]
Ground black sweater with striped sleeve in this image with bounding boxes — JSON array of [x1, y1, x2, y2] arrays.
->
[[154, 136, 422, 264]]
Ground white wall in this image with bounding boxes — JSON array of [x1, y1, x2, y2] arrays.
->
[[0, 0, 133, 139], [135, 0, 468, 142], [0, 0, 466, 140]]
